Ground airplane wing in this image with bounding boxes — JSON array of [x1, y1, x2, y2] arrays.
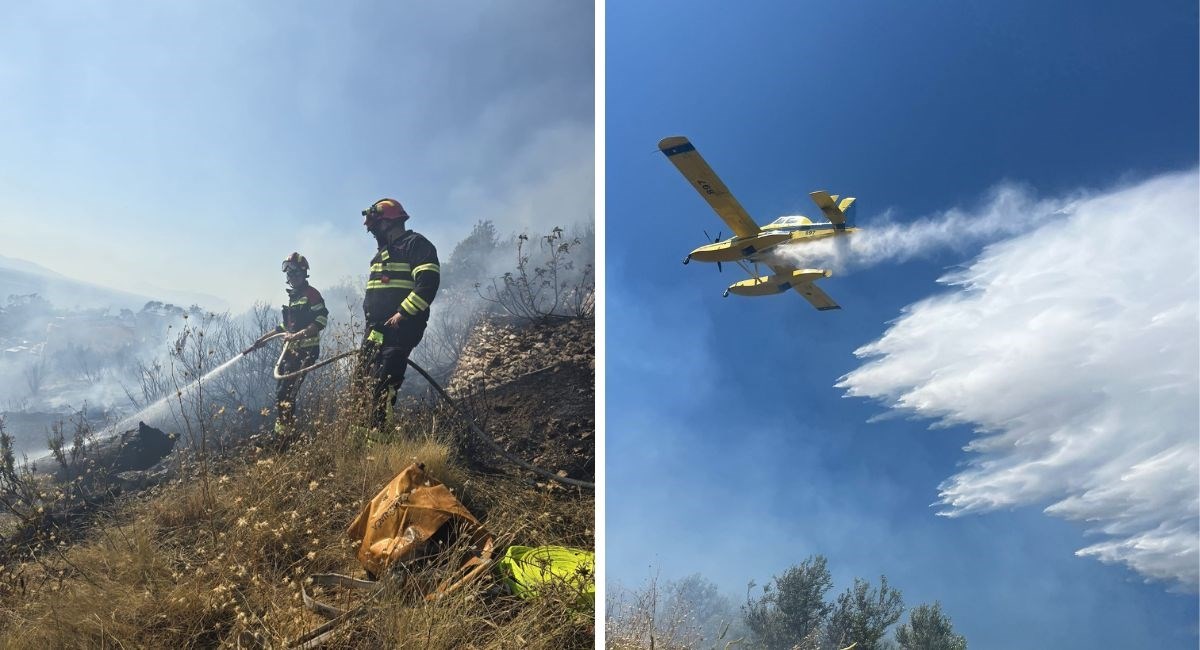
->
[[770, 263, 841, 311], [658, 136, 761, 239], [794, 282, 840, 311]]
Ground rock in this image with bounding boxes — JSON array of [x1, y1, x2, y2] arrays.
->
[[110, 422, 176, 474], [53, 422, 175, 483]]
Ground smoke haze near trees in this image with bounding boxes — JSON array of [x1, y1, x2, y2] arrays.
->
[[0, 222, 594, 458]]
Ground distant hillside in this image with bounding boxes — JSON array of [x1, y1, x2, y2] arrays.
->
[[0, 254, 226, 311]]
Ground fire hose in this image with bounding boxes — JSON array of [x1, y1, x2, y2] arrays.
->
[[248, 333, 595, 490]]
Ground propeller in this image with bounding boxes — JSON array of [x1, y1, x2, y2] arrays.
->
[[703, 230, 724, 272]]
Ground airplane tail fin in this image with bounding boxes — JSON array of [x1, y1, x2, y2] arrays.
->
[[839, 197, 857, 225], [809, 191, 857, 226]]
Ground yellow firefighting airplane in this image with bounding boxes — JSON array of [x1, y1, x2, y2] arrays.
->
[[658, 136, 858, 311]]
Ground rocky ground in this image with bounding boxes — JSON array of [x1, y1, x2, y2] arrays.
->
[[447, 316, 595, 485]]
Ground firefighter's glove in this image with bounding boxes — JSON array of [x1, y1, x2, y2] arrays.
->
[[363, 329, 385, 350]]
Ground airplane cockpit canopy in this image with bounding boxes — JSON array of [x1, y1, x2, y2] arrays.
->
[[766, 215, 812, 228]]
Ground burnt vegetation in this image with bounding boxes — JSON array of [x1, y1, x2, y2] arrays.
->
[[0, 224, 595, 648]]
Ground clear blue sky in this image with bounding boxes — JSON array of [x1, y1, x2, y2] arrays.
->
[[605, 1, 1198, 648], [0, 1, 593, 310]]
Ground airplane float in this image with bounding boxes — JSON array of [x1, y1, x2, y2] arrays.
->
[[658, 136, 858, 311]]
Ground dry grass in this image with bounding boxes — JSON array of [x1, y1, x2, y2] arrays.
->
[[0, 403, 594, 648]]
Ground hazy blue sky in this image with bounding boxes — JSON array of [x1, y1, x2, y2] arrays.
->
[[606, 1, 1198, 648], [0, 1, 593, 310]]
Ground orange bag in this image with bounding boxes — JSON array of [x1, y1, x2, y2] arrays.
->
[[290, 464, 494, 649], [346, 462, 491, 581]]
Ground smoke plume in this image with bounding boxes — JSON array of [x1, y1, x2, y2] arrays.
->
[[773, 183, 1080, 273]]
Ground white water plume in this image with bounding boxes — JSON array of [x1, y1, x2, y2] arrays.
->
[[773, 183, 1080, 273], [838, 169, 1199, 590]]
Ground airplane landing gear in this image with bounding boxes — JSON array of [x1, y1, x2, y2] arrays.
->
[[682, 255, 691, 265], [722, 289, 730, 298]]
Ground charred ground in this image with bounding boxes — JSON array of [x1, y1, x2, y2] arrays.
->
[[0, 313, 596, 649], [449, 317, 595, 485]]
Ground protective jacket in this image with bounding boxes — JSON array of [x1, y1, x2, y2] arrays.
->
[[363, 229, 440, 347], [276, 285, 329, 349]]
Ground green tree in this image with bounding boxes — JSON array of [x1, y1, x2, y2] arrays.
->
[[663, 573, 744, 646], [445, 219, 499, 292], [895, 602, 966, 650], [744, 555, 835, 650], [824, 576, 904, 650]]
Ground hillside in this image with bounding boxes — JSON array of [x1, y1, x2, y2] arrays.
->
[[0, 254, 153, 312], [0, 314, 595, 648], [0, 254, 228, 312], [449, 317, 595, 484]]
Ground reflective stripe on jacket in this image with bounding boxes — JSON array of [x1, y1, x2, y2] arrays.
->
[[363, 229, 440, 329], [276, 285, 328, 348]]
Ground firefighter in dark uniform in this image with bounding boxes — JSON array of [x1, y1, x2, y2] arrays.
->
[[245, 253, 329, 439], [358, 198, 440, 433]]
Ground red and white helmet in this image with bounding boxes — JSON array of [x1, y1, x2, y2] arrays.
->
[[282, 252, 309, 275]]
